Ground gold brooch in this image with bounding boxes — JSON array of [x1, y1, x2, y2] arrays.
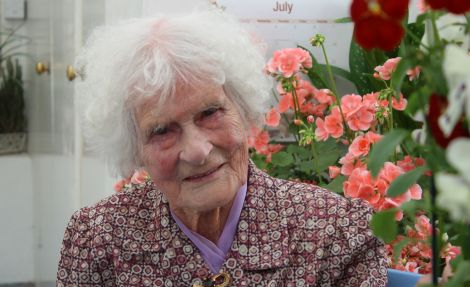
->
[[192, 272, 231, 287]]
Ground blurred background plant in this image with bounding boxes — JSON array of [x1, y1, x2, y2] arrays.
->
[[0, 24, 29, 154], [249, 0, 470, 285]]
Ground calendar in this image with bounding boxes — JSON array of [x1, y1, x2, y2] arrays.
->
[[211, 0, 354, 70]]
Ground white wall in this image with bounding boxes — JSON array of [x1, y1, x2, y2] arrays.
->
[[0, 155, 34, 283]]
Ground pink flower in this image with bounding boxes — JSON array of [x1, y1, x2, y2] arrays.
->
[[362, 92, 379, 110], [324, 106, 344, 138], [392, 94, 407, 110], [313, 89, 335, 105], [114, 178, 130, 192], [407, 66, 421, 81], [277, 92, 306, 113], [296, 78, 316, 95], [341, 94, 363, 118], [131, 169, 149, 184], [307, 115, 315, 123], [248, 127, 269, 154], [341, 94, 376, 131], [265, 108, 281, 127], [415, 215, 432, 238], [347, 107, 375, 131], [329, 166, 341, 179], [397, 155, 427, 172], [343, 167, 381, 204], [397, 156, 431, 176], [441, 243, 461, 264], [315, 117, 329, 141], [248, 126, 283, 162], [278, 93, 292, 113], [265, 144, 284, 163], [278, 51, 301, 77], [265, 48, 313, 78], [417, 0, 430, 13], [339, 152, 365, 176], [304, 102, 327, 117], [365, 131, 383, 143], [374, 57, 401, 80], [378, 162, 423, 203], [349, 135, 372, 157]]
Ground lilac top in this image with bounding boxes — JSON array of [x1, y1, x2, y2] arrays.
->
[[170, 183, 248, 274]]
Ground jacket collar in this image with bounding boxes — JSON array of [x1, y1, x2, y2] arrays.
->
[[137, 161, 292, 271], [224, 161, 292, 271]]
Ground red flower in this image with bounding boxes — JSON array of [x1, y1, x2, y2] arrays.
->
[[427, 94, 470, 148], [426, 0, 470, 14], [350, 0, 410, 51]]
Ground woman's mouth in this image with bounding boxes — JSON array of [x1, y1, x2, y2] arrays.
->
[[183, 164, 224, 182]]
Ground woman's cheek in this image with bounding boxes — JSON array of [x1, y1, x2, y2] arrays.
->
[[143, 144, 178, 179]]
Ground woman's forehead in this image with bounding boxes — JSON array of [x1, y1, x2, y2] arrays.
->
[[134, 85, 228, 127]]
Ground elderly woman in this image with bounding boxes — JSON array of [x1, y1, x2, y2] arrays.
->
[[57, 10, 388, 286]]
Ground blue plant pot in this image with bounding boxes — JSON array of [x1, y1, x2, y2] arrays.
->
[[387, 269, 423, 287]]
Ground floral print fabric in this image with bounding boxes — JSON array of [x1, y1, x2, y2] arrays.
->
[[57, 162, 388, 286]]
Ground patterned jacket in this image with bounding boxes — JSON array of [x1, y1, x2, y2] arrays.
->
[[57, 162, 388, 286]]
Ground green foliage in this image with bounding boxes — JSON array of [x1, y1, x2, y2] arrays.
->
[[325, 175, 345, 194], [0, 57, 25, 133], [349, 41, 385, 94], [387, 166, 427, 197], [369, 129, 409, 177], [271, 151, 294, 167], [446, 261, 470, 286], [0, 26, 27, 133], [371, 210, 398, 243]]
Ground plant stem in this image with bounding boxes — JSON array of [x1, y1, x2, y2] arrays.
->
[[320, 42, 352, 140], [290, 78, 301, 119], [430, 176, 439, 286], [310, 140, 323, 184], [405, 26, 430, 51], [321, 43, 338, 96], [430, 12, 442, 48], [271, 89, 299, 142], [289, 78, 303, 140]]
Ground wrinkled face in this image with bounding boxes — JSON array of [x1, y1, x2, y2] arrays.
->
[[135, 85, 249, 213]]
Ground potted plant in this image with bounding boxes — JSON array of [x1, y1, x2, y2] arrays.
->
[[0, 26, 27, 155], [249, 0, 470, 285]]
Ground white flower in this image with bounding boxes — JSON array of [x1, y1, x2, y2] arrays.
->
[[422, 14, 469, 50], [436, 138, 470, 222], [438, 45, 470, 137], [436, 172, 470, 223], [447, 138, 470, 181]]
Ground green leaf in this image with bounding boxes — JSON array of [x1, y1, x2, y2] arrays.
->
[[387, 166, 427, 197], [348, 41, 384, 94], [369, 129, 409, 177], [446, 261, 470, 287], [334, 17, 351, 23], [393, 238, 411, 263], [405, 22, 425, 47], [326, 175, 345, 194], [371, 210, 398, 243], [314, 140, 342, 173], [318, 64, 355, 84], [287, 144, 311, 160], [270, 151, 294, 167], [298, 45, 329, 89], [299, 160, 314, 174], [391, 57, 412, 96], [251, 154, 267, 170]]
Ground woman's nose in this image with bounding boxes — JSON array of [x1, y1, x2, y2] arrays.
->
[[179, 129, 213, 165]]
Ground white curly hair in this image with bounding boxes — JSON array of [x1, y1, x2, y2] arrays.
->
[[75, 9, 272, 177]]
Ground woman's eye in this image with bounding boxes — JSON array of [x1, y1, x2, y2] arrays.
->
[[151, 126, 168, 136], [202, 107, 220, 118]]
